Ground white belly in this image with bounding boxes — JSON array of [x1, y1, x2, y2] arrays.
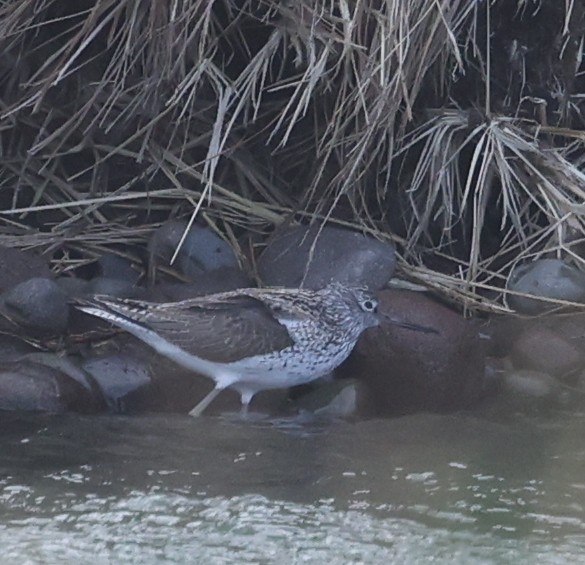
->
[[98, 311, 357, 395], [225, 341, 355, 391]]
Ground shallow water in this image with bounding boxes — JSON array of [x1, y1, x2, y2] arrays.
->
[[1, 407, 585, 564]]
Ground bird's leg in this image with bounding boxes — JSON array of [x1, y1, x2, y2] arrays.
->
[[189, 386, 224, 417], [239, 390, 254, 419]]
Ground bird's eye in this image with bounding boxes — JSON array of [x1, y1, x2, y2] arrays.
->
[[362, 299, 376, 312]]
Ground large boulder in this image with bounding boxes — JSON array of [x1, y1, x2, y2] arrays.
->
[[339, 289, 486, 415], [258, 225, 396, 289]]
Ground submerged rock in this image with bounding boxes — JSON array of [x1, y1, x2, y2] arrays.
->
[[503, 369, 559, 399], [340, 289, 486, 415], [509, 324, 584, 377], [291, 379, 370, 418], [258, 225, 396, 289]]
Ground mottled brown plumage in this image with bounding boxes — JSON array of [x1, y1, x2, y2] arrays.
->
[[107, 292, 296, 363], [75, 283, 382, 416]]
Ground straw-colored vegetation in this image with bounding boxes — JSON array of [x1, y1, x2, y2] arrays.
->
[[1, 0, 584, 311]]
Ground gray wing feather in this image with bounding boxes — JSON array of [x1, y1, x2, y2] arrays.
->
[[87, 293, 297, 363]]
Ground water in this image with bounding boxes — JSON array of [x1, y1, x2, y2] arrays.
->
[[1, 408, 585, 564]]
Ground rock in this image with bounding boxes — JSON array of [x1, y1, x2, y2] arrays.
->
[[0, 335, 38, 361], [547, 312, 585, 352], [477, 316, 529, 358], [258, 225, 396, 289], [508, 259, 585, 313], [57, 264, 143, 301], [510, 325, 584, 377], [23, 352, 98, 391], [503, 369, 559, 399], [148, 220, 239, 281], [62, 277, 145, 335], [0, 278, 69, 336], [0, 357, 105, 413], [86, 277, 145, 299], [72, 336, 211, 413], [292, 379, 370, 418], [145, 268, 252, 301], [55, 276, 89, 298], [0, 246, 52, 293], [79, 336, 290, 415], [96, 253, 140, 285], [82, 352, 152, 412], [339, 289, 486, 415], [482, 357, 507, 397]]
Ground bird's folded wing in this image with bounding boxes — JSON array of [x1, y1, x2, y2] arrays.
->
[[133, 295, 296, 363]]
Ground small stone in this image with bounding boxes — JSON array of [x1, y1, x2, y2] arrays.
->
[[0, 278, 69, 336], [503, 369, 559, 399], [258, 225, 396, 290], [292, 379, 367, 418], [510, 325, 584, 377], [82, 352, 152, 412]]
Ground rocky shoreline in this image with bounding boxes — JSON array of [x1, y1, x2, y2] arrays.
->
[[0, 221, 583, 419]]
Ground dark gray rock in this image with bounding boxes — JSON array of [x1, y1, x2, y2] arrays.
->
[[0, 246, 52, 293], [0, 357, 105, 413], [0, 277, 69, 336], [258, 225, 396, 290], [82, 352, 152, 412], [148, 220, 239, 280], [87, 277, 145, 299], [145, 268, 252, 301], [23, 353, 97, 391], [292, 379, 369, 418], [57, 274, 144, 305], [0, 335, 37, 361], [96, 253, 140, 285], [508, 259, 585, 313], [55, 276, 89, 298]]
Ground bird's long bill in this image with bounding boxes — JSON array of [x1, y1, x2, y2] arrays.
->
[[383, 314, 438, 334]]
